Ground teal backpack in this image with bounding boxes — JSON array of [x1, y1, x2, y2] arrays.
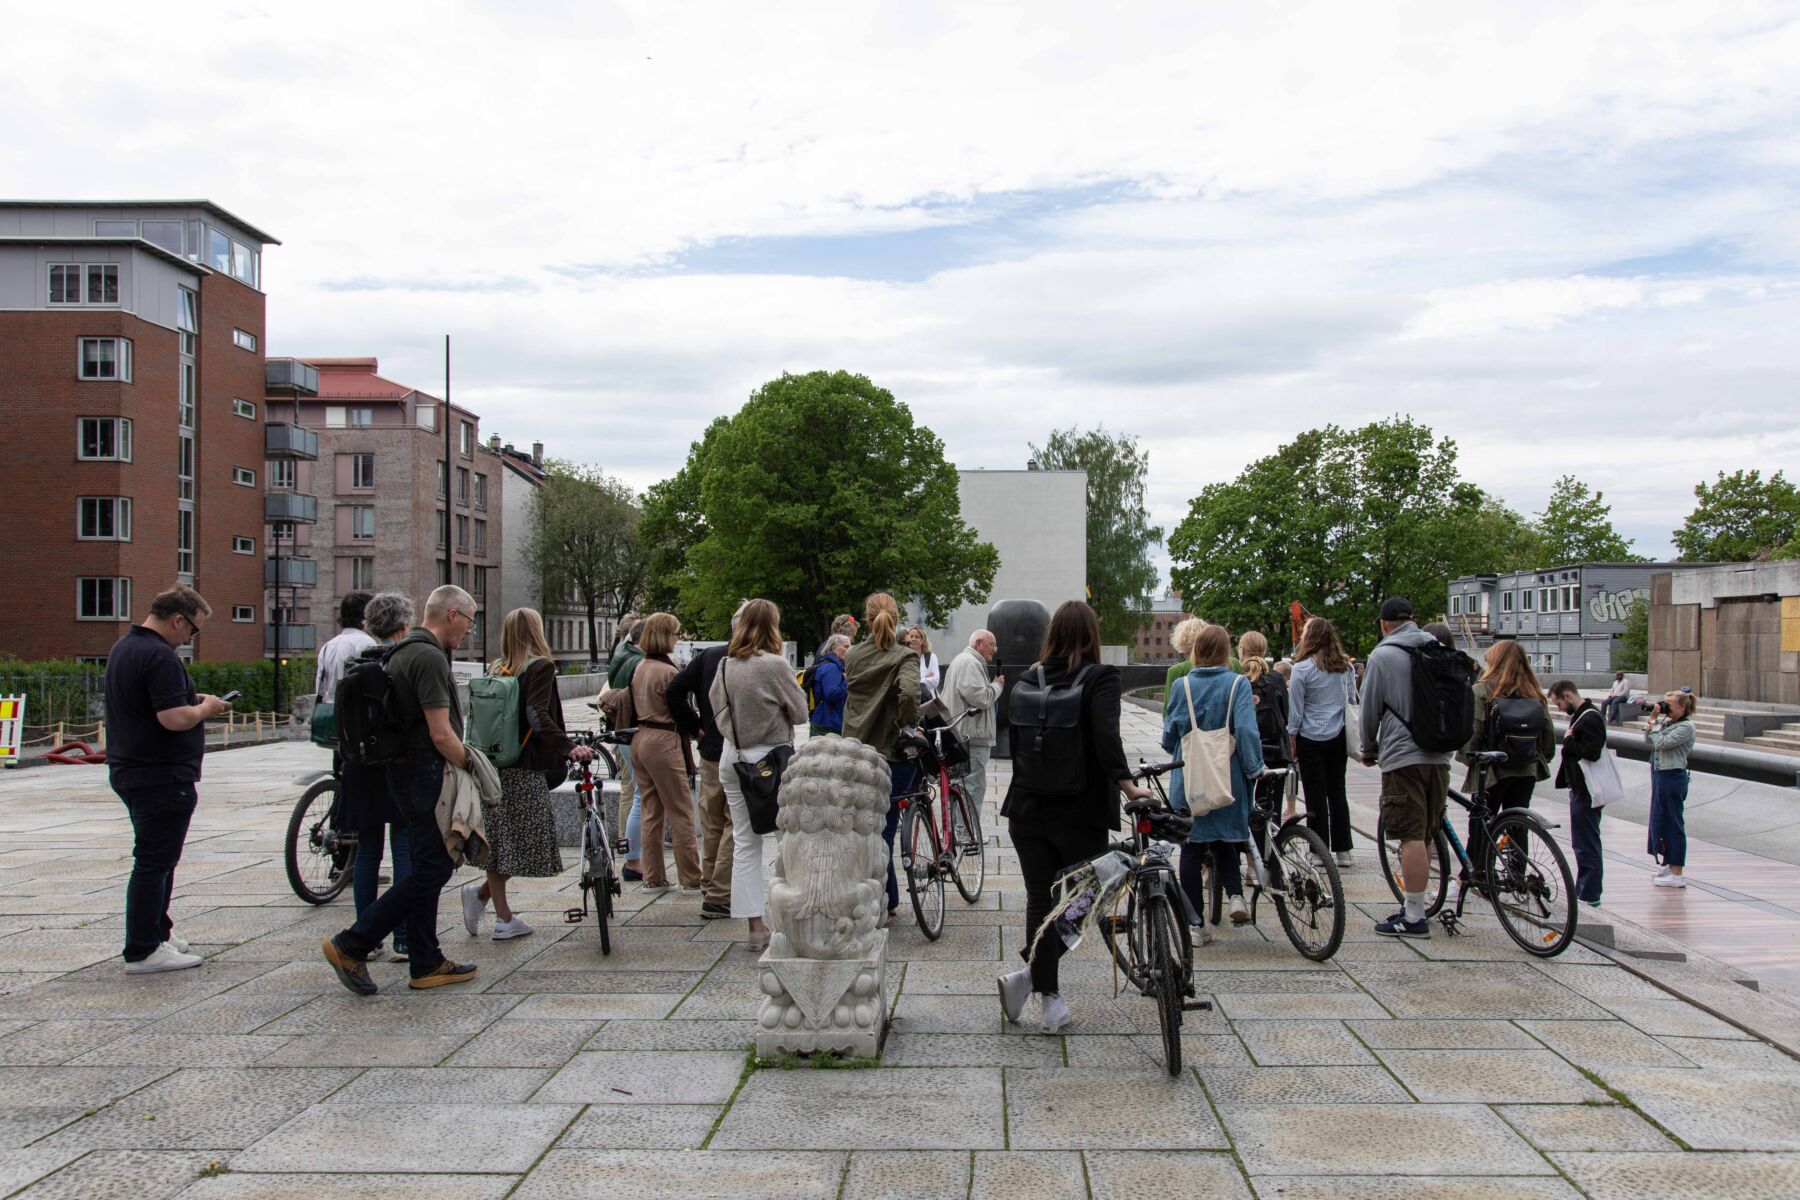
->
[[466, 657, 541, 769]]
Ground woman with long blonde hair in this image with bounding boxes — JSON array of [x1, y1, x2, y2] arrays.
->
[[1456, 638, 1554, 895], [1286, 617, 1355, 867], [461, 608, 592, 941], [632, 613, 702, 893], [842, 591, 921, 920]]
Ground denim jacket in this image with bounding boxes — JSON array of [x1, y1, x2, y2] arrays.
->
[[1161, 667, 1264, 844], [1645, 716, 1695, 771]]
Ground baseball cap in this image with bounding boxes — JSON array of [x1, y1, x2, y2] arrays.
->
[[1378, 597, 1415, 622]]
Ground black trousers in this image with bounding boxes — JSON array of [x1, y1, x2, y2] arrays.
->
[[1009, 818, 1106, 996], [1180, 841, 1243, 921], [1568, 786, 1604, 903], [1295, 732, 1352, 852], [1469, 775, 1535, 877], [115, 781, 198, 962], [335, 756, 455, 978]]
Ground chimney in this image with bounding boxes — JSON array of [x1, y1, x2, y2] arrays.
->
[[532, 441, 544, 466], [487, 434, 500, 451], [1026, 458, 1040, 471]]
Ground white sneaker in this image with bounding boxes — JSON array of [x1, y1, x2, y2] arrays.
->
[[492, 915, 535, 940], [997, 968, 1031, 1024], [1654, 864, 1672, 879], [125, 942, 202, 974], [1036, 992, 1073, 1035], [364, 942, 385, 962], [1228, 894, 1250, 925], [167, 934, 191, 955], [461, 881, 486, 935], [1653, 874, 1688, 889], [1335, 851, 1353, 869]]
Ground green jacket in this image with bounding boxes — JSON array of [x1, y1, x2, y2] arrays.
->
[[842, 642, 920, 761], [607, 640, 642, 690], [1458, 680, 1554, 788]]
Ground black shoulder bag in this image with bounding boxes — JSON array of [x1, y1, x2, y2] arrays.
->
[[725, 659, 793, 835]]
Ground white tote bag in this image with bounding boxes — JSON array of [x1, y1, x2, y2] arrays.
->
[[1181, 675, 1243, 815], [1340, 669, 1363, 760], [1571, 710, 1624, 808]]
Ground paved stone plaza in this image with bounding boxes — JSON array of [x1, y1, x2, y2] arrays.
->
[[0, 709, 1796, 1198]]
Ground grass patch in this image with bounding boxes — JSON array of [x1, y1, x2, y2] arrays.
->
[[1575, 1064, 1693, 1151], [198, 1161, 229, 1178], [756, 1048, 880, 1071]]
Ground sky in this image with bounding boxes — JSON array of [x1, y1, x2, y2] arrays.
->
[[6, 0, 1800, 575]]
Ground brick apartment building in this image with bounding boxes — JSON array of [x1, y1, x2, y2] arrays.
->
[[484, 437, 612, 667], [265, 357, 500, 661], [0, 200, 277, 662], [1134, 588, 1196, 661]]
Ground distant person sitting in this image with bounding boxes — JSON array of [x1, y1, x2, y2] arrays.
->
[[1604, 672, 1631, 724]]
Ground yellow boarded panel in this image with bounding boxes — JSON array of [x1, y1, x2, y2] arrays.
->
[[0, 701, 13, 719], [1784, 597, 1800, 654]]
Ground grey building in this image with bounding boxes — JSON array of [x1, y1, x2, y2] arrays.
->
[[484, 438, 603, 667]]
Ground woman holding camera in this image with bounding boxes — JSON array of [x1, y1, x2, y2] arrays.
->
[[1645, 691, 1697, 888]]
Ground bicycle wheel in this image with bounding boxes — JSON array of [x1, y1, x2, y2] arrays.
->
[[585, 813, 613, 955], [285, 778, 354, 904], [1484, 813, 1576, 957], [1272, 824, 1345, 961], [1376, 813, 1453, 917], [590, 744, 621, 782], [948, 784, 985, 903], [1144, 893, 1184, 1077], [901, 800, 945, 940]]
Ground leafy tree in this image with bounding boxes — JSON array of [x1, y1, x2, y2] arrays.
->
[[1533, 475, 1638, 563], [1027, 426, 1163, 645], [1615, 596, 1650, 673], [638, 418, 728, 635], [1168, 418, 1535, 655], [524, 462, 649, 665], [1672, 469, 1800, 562], [648, 370, 998, 645]]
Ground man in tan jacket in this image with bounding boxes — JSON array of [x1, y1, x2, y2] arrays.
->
[[941, 630, 1005, 814]]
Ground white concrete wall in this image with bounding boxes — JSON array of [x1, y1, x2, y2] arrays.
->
[[496, 463, 540, 631], [925, 469, 1087, 653]]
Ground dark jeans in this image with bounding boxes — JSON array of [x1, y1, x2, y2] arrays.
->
[[1569, 787, 1604, 902], [1469, 775, 1535, 876], [1180, 840, 1243, 920], [1604, 696, 1628, 724], [115, 781, 198, 962], [1296, 731, 1353, 852], [1648, 767, 1688, 867], [1010, 818, 1107, 995], [884, 760, 920, 912], [335, 756, 454, 978], [353, 823, 414, 945]]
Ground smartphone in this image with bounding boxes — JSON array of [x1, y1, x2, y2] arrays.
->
[[219, 690, 242, 703]]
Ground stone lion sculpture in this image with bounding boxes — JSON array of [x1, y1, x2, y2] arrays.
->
[[765, 734, 891, 960]]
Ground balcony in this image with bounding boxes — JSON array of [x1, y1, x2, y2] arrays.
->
[[264, 556, 318, 588], [264, 492, 318, 524], [265, 358, 320, 397], [264, 422, 319, 460], [266, 623, 318, 654]]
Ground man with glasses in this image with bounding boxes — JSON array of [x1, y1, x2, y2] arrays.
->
[[104, 584, 231, 974], [324, 585, 481, 994]]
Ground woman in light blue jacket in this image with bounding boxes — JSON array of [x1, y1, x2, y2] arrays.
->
[[1644, 691, 1697, 888], [1163, 624, 1265, 925]]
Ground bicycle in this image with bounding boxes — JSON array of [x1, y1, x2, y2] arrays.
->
[[561, 727, 634, 955], [1375, 749, 1579, 957], [895, 707, 989, 940], [1093, 761, 1209, 1077], [285, 765, 356, 904], [1191, 766, 1346, 961]]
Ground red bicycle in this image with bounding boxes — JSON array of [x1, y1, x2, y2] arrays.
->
[[896, 706, 988, 939]]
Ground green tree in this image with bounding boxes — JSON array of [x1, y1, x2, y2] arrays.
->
[[1672, 469, 1800, 562], [1168, 418, 1535, 655], [638, 418, 728, 635], [1615, 595, 1650, 673], [650, 370, 998, 645], [1533, 475, 1638, 563], [524, 463, 648, 665], [1027, 426, 1163, 645]]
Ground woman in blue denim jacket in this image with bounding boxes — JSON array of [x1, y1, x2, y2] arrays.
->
[[1163, 624, 1266, 925], [1644, 691, 1697, 889]]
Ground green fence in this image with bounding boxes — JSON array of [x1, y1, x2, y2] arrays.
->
[[0, 657, 317, 724]]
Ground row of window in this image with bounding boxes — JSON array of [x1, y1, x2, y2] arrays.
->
[[73, 497, 256, 550], [68, 332, 254, 383], [438, 464, 490, 509], [76, 577, 259, 624], [435, 512, 489, 554], [76, 409, 253, 465], [90, 217, 261, 288], [49, 264, 119, 305], [1457, 585, 1586, 616]]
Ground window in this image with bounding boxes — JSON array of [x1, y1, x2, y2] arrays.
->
[[78, 338, 131, 380], [176, 287, 197, 356], [1521, 588, 1535, 611], [142, 220, 184, 255], [231, 605, 255, 623], [231, 239, 258, 287], [78, 417, 132, 461], [474, 566, 487, 601], [178, 362, 195, 428], [233, 398, 256, 419], [49, 264, 119, 305], [456, 562, 469, 589], [177, 434, 194, 500], [1450, 595, 1461, 615], [1564, 585, 1578, 612], [77, 577, 130, 620], [207, 227, 232, 273], [270, 521, 295, 542], [233, 535, 255, 555], [232, 467, 256, 487], [176, 509, 194, 575], [349, 557, 375, 589], [77, 497, 131, 541], [347, 407, 374, 427], [94, 219, 136, 237], [269, 458, 296, 489], [350, 505, 375, 540], [474, 474, 487, 509], [473, 519, 486, 555], [437, 461, 448, 499], [351, 453, 374, 488], [456, 515, 469, 551], [437, 510, 448, 549], [460, 422, 474, 456], [232, 329, 257, 352], [456, 468, 470, 504], [1501, 590, 1515, 613]]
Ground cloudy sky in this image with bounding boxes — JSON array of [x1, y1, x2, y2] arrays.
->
[[8, 1, 1799, 570]]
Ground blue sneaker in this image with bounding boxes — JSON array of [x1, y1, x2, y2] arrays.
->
[[1374, 911, 1431, 939]]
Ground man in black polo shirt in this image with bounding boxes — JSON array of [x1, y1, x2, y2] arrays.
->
[[323, 584, 481, 995], [104, 584, 231, 974]]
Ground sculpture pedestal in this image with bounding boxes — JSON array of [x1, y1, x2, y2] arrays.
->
[[755, 931, 889, 1058]]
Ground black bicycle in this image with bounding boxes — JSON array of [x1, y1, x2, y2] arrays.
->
[[1375, 750, 1578, 957], [1094, 762, 1209, 1077], [562, 727, 633, 955], [285, 768, 356, 904]]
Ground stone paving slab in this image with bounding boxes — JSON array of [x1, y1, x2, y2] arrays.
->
[[1005, 1066, 1226, 1149], [1495, 1103, 1679, 1152], [231, 1101, 582, 1172], [532, 1049, 746, 1104], [1222, 1103, 1558, 1175], [840, 1149, 967, 1198], [1552, 1150, 1800, 1199], [555, 1102, 721, 1149], [714, 1067, 1004, 1150], [512, 1149, 847, 1199], [12, 1148, 225, 1200], [173, 1175, 520, 1199], [1377, 1048, 1609, 1103]]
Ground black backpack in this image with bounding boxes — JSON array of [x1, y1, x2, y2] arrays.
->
[[335, 631, 434, 767], [1251, 672, 1289, 762], [1388, 640, 1477, 754], [1007, 664, 1093, 795], [1485, 695, 1549, 764]]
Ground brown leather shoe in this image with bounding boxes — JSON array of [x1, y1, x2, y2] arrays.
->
[[408, 960, 478, 989], [322, 938, 377, 996]]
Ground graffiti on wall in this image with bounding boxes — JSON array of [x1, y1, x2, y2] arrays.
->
[[1588, 587, 1648, 625]]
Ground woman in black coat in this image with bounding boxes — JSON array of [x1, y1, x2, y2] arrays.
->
[[995, 601, 1152, 1035], [1550, 681, 1607, 906]]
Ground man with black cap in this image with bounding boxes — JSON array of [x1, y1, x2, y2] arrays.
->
[[1359, 596, 1455, 938]]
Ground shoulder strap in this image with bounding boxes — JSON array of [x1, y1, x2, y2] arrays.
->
[[723, 658, 743, 746], [1181, 674, 1197, 729]]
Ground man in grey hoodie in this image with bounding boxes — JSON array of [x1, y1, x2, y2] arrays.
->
[[1358, 597, 1455, 938]]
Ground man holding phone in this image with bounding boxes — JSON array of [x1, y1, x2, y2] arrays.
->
[[103, 584, 232, 973]]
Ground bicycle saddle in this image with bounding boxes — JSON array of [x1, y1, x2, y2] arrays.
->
[[1468, 750, 1509, 765]]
